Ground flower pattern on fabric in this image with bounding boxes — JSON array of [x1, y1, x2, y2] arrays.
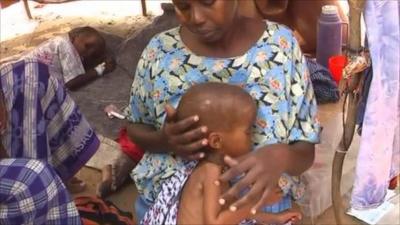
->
[[127, 22, 321, 206]]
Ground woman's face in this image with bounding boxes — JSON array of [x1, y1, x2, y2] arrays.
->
[[173, 0, 238, 43]]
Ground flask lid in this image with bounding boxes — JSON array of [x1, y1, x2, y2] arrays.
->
[[322, 5, 338, 14]]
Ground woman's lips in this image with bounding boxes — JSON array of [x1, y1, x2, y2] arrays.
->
[[192, 29, 216, 39]]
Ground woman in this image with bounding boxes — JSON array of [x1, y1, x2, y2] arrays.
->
[[0, 26, 115, 192], [351, 0, 399, 211], [0, 89, 81, 225], [126, 0, 320, 222]]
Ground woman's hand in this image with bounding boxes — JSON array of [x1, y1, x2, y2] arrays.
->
[[160, 104, 208, 160], [104, 56, 116, 74], [218, 144, 290, 213]]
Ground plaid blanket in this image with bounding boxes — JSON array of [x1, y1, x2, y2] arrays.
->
[[0, 158, 82, 225]]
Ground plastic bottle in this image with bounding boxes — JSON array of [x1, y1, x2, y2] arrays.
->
[[316, 5, 343, 68]]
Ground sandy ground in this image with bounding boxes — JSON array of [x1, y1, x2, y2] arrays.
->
[[1, 1, 398, 224], [0, 1, 168, 59]]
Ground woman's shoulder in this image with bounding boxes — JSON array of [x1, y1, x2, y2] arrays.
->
[[262, 20, 296, 42], [146, 27, 181, 51]]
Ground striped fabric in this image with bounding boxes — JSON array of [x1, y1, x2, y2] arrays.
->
[[0, 158, 82, 225], [0, 59, 99, 180]]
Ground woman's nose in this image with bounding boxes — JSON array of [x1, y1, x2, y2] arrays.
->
[[190, 7, 206, 26]]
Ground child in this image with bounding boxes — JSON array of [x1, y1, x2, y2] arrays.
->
[[141, 83, 301, 225]]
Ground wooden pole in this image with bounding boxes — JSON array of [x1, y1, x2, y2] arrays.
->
[[141, 0, 147, 17], [23, 0, 33, 19], [331, 0, 366, 224]]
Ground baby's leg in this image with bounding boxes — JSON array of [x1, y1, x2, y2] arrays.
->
[[252, 210, 302, 225]]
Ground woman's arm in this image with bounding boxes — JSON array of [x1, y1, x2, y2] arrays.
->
[[126, 122, 165, 153], [254, 142, 315, 177]]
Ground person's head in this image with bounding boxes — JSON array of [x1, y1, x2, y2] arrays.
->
[[68, 26, 105, 61], [172, 0, 239, 43], [176, 83, 257, 157]]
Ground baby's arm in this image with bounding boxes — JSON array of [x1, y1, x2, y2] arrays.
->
[[202, 164, 255, 225]]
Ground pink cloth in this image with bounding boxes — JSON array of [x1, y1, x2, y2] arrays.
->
[[351, 0, 400, 209]]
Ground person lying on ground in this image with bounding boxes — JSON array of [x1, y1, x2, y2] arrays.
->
[[24, 26, 115, 90]]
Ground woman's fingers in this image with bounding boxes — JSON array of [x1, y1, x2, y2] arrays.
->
[[174, 126, 207, 144], [168, 115, 199, 135], [185, 151, 206, 161], [219, 155, 252, 182], [223, 155, 239, 167], [225, 172, 263, 210], [164, 104, 177, 123], [228, 180, 263, 212], [175, 138, 208, 156], [251, 186, 274, 214]]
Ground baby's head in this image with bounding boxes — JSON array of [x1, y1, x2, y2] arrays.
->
[[177, 83, 257, 157]]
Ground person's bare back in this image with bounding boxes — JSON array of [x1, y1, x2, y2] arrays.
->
[[178, 161, 222, 224]]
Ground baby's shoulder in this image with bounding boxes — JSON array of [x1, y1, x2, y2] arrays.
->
[[196, 161, 223, 178]]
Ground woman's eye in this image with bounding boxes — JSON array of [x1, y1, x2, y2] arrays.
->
[[201, 0, 215, 6], [175, 2, 190, 10]]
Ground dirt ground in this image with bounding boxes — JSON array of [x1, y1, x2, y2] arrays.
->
[[1, 1, 398, 225]]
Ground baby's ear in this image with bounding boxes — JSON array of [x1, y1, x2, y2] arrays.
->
[[208, 132, 223, 150]]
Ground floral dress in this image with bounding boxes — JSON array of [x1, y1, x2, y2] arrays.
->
[[127, 22, 321, 213]]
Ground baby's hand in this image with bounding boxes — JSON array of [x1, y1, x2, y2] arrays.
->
[[104, 57, 116, 74], [275, 211, 302, 225]]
